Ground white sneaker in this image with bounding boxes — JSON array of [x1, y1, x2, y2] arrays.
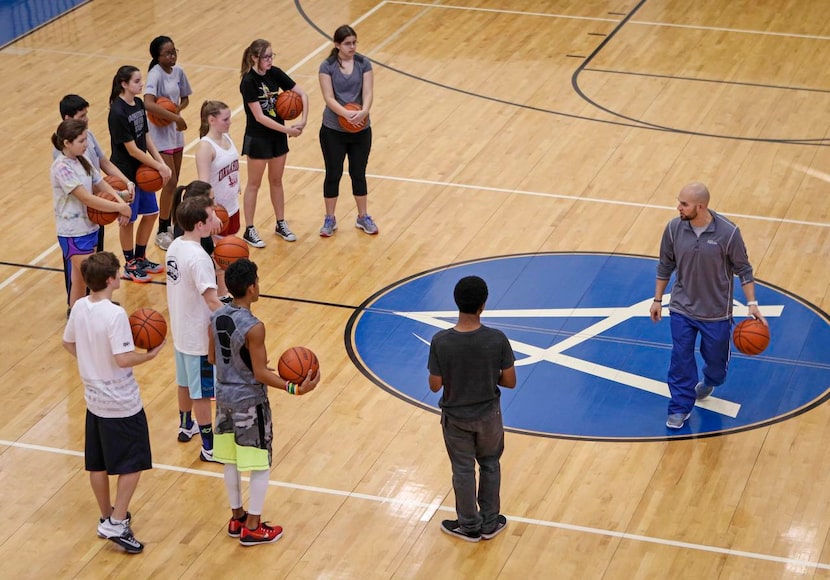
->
[[154, 229, 173, 250], [200, 447, 221, 463], [177, 421, 199, 442], [97, 517, 144, 554]]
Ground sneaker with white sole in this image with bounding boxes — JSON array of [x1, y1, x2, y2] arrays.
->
[[481, 515, 507, 540], [440, 519, 480, 542], [695, 381, 715, 400], [178, 421, 199, 442], [319, 215, 337, 237], [97, 510, 131, 538], [355, 214, 378, 235], [97, 517, 144, 554], [154, 229, 173, 250], [240, 521, 283, 546], [243, 226, 266, 248], [666, 412, 691, 429], [275, 220, 296, 242], [200, 447, 221, 463]]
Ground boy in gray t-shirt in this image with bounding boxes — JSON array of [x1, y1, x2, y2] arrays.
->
[[428, 276, 516, 542]]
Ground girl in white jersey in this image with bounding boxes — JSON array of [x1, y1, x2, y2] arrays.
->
[[195, 100, 241, 237]]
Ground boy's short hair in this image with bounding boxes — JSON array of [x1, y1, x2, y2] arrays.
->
[[224, 258, 258, 298], [81, 252, 120, 291], [59, 94, 89, 119], [454, 276, 488, 314], [175, 196, 212, 233]]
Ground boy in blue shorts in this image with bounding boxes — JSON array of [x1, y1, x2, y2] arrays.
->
[[63, 252, 165, 554], [166, 196, 222, 460], [208, 258, 320, 546]]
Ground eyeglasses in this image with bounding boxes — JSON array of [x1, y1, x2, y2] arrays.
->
[[259, 53, 274, 61]]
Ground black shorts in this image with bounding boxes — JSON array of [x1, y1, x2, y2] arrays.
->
[[85, 409, 152, 475], [242, 133, 288, 159]]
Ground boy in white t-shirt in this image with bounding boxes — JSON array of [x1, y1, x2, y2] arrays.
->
[[165, 195, 223, 461], [63, 252, 165, 554]]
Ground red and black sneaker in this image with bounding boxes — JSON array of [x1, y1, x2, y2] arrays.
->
[[239, 521, 283, 546], [227, 513, 248, 538]]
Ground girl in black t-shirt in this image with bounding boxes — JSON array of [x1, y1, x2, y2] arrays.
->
[[238, 39, 309, 248], [107, 65, 172, 283]]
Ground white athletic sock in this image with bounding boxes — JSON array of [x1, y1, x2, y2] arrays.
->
[[248, 469, 270, 515], [223, 463, 243, 509]]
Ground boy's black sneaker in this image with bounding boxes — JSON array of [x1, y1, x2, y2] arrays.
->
[[481, 515, 507, 539], [440, 519, 481, 543]]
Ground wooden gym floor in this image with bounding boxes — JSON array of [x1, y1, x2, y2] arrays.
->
[[0, 0, 829, 577]]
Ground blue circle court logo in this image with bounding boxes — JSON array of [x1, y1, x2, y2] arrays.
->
[[346, 253, 830, 440]]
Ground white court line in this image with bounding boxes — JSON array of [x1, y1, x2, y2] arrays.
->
[[1, 437, 828, 570], [388, 1, 830, 41]]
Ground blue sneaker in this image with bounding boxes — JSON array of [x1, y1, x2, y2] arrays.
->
[[319, 215, 337, 237], [355, 214, 378, 235]]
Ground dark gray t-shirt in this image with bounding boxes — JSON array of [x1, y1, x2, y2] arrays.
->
[[428, 325, 515, 420], [319, 54, 372, 131], [211, 304, 268, 409]]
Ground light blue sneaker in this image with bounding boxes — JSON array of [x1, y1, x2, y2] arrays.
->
[[355, 214, 378, 235], [695, 381, 714, 400], [666, 412, 691, 429], [319, 215, 337, 237]]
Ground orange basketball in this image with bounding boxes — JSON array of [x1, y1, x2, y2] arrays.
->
[[147, 96, 177, 127], [277, 346, 319, 383], [214, 204, 229, 234], [276, 90, 303, 120], [135, 164, 163, 192], [87, 190, 120, 225], [338, 103, 364, 133], [103, 174, 128, 191], [213, 236, 249, 269], [733, 318, 770, 355], [129, 308, 167, 350]]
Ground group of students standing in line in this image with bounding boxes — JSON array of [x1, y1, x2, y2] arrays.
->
[[51, 24, 377, 306], [52, 26, 372, 555]]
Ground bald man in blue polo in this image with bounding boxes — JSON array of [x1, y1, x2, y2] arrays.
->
[[650, 182, 768, 429]]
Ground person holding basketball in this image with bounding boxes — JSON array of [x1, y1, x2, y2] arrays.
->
[[428, 275, 515, 542], [238, 39, 309, 247], [108, 65, 172, 282], [144, 35, 192, 251], [63, 251, 165, 554], [208, 258, 320, 546], [649, 182, 768, 429], [196, 100, 241, 237], [51, 119, 133, 313], [318, 24, 378, 237]]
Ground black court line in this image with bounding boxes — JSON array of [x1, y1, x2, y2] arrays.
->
[[584, 67, 830, 95], [571, 0, 830, 144], [294, 0, 829, 146], [0, 261, 360, 311]]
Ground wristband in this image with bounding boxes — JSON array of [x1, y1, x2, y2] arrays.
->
[[653, 299, 662, 302], [285, 381, 297, 395], [747, 300, 758, 306]]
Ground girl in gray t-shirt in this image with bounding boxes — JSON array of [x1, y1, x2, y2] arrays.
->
[[317, 25, 379, 237]]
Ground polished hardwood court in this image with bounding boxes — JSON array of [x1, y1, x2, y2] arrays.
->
[[0, 0, 829, 578]]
